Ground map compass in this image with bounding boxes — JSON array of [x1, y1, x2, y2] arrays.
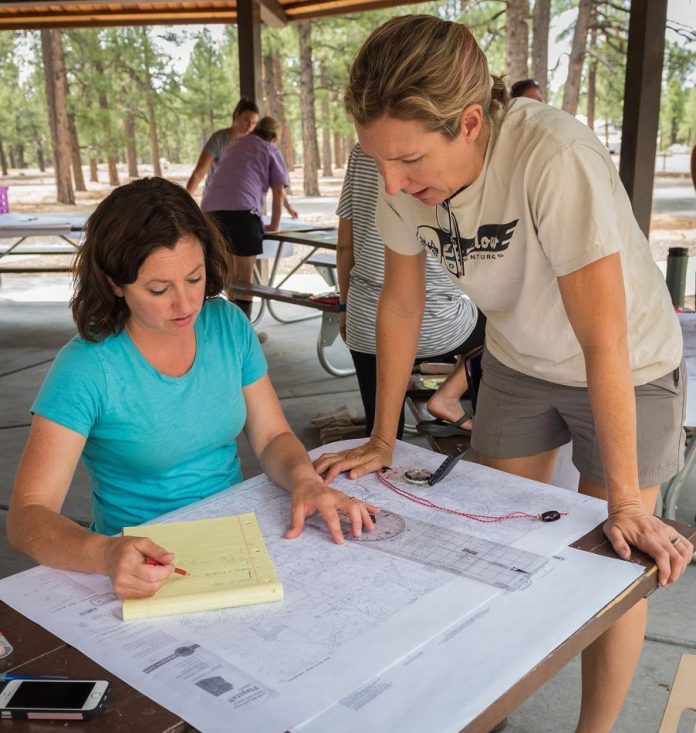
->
[[306, 509, 406, 542]]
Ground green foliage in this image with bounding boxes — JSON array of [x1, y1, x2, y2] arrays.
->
[[0, 2, 693, 172], [659, 42, 696, 149]]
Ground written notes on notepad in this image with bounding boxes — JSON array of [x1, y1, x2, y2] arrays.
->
[[122, 513, 283, 621]]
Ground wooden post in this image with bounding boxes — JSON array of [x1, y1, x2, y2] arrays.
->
[[618, 0, 667, 238], [237, 0, 262, 104]]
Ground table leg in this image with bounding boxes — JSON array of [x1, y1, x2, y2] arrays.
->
[[661, 429, 696, 520], [317, 312, 355, 377]]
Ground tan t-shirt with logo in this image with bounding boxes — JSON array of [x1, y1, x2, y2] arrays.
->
[[376, 98, 682, 387]]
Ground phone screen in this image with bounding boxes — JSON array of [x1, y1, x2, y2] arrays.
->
[[6, 681, 95, 710]]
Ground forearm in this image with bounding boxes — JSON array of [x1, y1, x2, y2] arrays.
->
[[270, 190, 283, 230], [336, 220, 354, 305], [186, 171, 203, 194], [372, 293, 423, 448], [8, 504, 113, 575], [584, 338, 641, 509], [256, 431, 319, 493]]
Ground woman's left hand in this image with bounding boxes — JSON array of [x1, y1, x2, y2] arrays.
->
[[604, 503, 693, 586], [285, 479, 380, 545]]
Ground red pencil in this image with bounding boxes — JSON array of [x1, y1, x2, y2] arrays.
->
[[144, 557, 189, 576]]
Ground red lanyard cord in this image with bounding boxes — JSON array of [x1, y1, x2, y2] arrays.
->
[[375, 470, 566, 523]]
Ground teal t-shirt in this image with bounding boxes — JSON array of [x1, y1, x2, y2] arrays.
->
[[32, 298, 267, 536]]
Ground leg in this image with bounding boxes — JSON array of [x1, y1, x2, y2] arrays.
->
[[229, 254, 257, 318], [478, 448, 560, 484], [575, 477, 659, 733], [426, 357, 472, 429]]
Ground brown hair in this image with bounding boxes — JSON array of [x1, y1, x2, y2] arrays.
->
[[232, 97, 259, 118], [71, 177, 229, 342], [345, 14, 509, 138]]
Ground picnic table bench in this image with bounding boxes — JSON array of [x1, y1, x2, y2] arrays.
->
[[231, 281, 354, 378]]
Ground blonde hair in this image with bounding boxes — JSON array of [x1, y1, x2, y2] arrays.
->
[[253, 116, 280, 142], [345, 15, 509, 137]]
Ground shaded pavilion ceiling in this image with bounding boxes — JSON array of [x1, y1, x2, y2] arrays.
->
[[0, 0, 426, 29]]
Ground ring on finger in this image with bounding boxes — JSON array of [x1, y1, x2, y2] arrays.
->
[[670, 537, 683, 546]]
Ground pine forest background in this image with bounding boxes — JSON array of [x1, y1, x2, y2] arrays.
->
[[0, 0, 695, 204]]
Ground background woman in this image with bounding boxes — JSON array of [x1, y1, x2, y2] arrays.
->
[[337, 142, 484, 438], [201, 116, 289, 319], [315, 15, 692, 733], [185, 97, 259, 195], [8, 178, 377, 600]]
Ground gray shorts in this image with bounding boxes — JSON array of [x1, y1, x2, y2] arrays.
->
[[472, 350, 686, 487]]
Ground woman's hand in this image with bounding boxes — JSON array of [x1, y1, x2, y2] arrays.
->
[[285, 478, 380, 545], [103, 536, 176, 600], [604, 501, 694, 586], [313, 436, 394, 484]]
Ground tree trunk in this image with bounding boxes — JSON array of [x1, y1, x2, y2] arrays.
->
[[586, 7, 598, 130], [0, 140, 7, 176], [16, 145, 25, 169], [297, 21, 320, 197], [41, 29, 74, 204], [562, 0, 593, 115], [531, 0, 550, 100], [8, 149, 15, 169], [145, 75, 161, 177], [67, 112, 86, 191], [89, 157, 99, 183], [506, 0, 529, 83], [94, 57, 119, 187], [320, 70, 332, 177], [264, 47, 295, 172], [124, 112, 139, 178], [107, 156, 119, 186], [333, 128, 344, 169], [36, 139, 45, 172]]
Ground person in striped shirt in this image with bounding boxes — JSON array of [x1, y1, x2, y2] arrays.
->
[[336, 143, 484, 438]]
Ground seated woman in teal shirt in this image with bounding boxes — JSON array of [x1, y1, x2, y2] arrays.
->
[[7, 177, 377, 600]]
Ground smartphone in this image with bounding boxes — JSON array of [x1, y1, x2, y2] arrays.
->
[[0, 679, 111, 720]]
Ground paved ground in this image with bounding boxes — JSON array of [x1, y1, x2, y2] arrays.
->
[[0, 269, 694, 732]]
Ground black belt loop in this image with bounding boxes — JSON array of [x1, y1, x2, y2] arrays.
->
[[674, 367, 680, 388]]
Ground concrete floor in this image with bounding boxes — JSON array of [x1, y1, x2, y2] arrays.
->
[[1, 273, 695, 733]]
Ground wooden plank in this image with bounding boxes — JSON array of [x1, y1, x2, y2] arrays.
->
[[231, 282, 336, 310]]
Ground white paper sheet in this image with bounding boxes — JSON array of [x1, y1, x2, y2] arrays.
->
[[297, 548, 644, 733], [0, 440, 623, 733]]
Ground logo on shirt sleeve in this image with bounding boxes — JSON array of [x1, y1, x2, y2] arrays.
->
[[416, 219, 518, 277]]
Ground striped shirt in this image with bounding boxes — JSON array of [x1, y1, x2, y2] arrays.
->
[[336, 144, 478, 357]]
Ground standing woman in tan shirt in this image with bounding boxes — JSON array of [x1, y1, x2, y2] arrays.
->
[[315, 15, 692, 733]]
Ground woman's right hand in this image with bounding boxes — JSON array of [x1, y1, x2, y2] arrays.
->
[[313, 436, 394, 483], [103, 536, 176, 600]]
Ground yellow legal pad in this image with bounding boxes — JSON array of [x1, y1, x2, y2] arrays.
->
[[122, 513, 283, 621]]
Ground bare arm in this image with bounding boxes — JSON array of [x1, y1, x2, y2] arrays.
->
[[267, 184, 284, 232], [336, 217, 355, 341], [558, 253, 692, 584], [185, 151, 214, 195], [242, 375, 379, 544], [314, 248, 425, 481], [8, 416, 177, 598], [283, 193, 298, 219]]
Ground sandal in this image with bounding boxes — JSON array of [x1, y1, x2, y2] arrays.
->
[[416, 413, 472, 437]]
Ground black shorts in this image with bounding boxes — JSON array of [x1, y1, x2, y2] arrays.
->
[[209, 210, 264, 257]]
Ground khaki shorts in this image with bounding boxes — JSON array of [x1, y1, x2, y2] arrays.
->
[[472, 351, 686, 488]]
